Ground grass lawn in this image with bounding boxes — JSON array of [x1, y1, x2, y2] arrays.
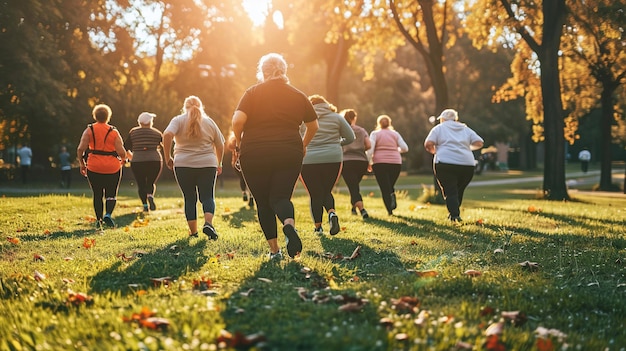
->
[[1, 166, 625, 350]]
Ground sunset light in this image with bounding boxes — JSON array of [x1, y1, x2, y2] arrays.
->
[[242, 0, 271, 27]]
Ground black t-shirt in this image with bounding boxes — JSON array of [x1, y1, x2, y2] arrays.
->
[[236, 79, 317, 156]]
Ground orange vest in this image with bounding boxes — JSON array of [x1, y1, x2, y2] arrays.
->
[[86, 123, 122, 174]]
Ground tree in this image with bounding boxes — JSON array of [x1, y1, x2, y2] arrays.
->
[[465, 0, 570, 200], [562, 1, 626, 191]]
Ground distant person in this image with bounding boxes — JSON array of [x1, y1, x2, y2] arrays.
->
[[163, 96, 225, 239], [125, 112, 164, 213], [578, 148, 591, 173], [340, 108, 371, 219], [58, 146, 72, 188], [424, 109, 484, 222], [76, 104, 127, 228], [226, 131, 253, 208], [16, 144, 32, 184], [301, 95, 355, 235], [368, 115, 409, 216], [232, 52, 319, 260]]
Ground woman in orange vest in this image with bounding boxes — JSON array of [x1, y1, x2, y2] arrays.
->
[[76, 104, 127, 228]]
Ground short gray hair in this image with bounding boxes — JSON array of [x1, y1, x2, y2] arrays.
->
[[256, 53, 289, 83]]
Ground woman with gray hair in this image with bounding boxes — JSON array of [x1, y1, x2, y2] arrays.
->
[[424, 108, 484, 222], [232, 53, 319, 260]]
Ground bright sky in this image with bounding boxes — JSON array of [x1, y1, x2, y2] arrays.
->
[[242, 0, 271, 27]]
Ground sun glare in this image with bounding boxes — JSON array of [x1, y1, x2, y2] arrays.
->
[[242, 0, 271, 27]]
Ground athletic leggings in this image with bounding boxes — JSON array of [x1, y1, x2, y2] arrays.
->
[[131, 161, 162, 204], [434, 163, 475, 218], [240, 152, 302, 241], [86, 169, 121, 220], [174, 167, 217, 221], [300, 162, 342, 224], [372, 163, 401, 214], [341, 160, 368, 206]]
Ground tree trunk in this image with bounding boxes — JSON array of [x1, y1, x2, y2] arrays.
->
[[598, 84, 615, 190], [539, 0, 569, 200], [325, 36, 350, 105]]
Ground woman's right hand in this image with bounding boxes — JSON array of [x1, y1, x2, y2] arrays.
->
[[166, 158, 174, 170]]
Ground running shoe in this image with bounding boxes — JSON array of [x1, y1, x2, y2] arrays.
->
[[351, 207, 358, 216], [268, 249, 283, 261], [283, 224, 302, 258], [203, 223, 219, 240], [102, 215, 115, 227], [390, 193, 397, 210], [313, 226, 324, 235], [329, 212, 340, 236], [243, 193, 248, 202], [360, 208, 369, 219], [148, 196, 156, 211]]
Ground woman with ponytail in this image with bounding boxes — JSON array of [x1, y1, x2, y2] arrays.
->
[[164, 96, 225, 239]]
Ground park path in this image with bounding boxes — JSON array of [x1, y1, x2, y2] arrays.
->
[[0, 169, 623, 196]]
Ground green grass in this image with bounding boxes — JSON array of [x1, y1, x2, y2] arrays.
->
[[1, 169, 625, 350]]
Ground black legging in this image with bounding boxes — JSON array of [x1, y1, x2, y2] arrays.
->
[[341, 160, 368, 206], [300, 162, 341, 224], [131, 161, 162, 204], [372, 163, 401, 214], [86, 169, 122, 220], [174, 167, 217, 221], [434, 163, 475, 218], [241, 152, 302, 241]]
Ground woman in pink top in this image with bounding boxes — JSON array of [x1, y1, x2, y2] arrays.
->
[[368, 115, 409, 215]]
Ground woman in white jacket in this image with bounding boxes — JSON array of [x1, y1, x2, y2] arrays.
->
[[424, 109, 484, 222]]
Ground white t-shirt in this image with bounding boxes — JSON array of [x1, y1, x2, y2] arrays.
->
[[578, 150, 591, 161], [164, 113, 225, 168], [424, 121, 483, 166]]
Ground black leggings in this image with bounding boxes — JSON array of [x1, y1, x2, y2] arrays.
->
[[301, 162, 341, 224], [131, 161, 162, 204], [241, 152, 302, 241], [372, 163, 401, 214], [174, 167, 217, 221], [341, 160, 368, 206], [86, 169, 121, 220], [235, 168, 247, 192], [434, 163, 475, 217]]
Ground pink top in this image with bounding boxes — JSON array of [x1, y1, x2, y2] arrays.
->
[[369, 129, 409, 164]]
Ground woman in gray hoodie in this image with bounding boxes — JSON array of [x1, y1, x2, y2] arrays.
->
[[301, 95, 355, 235]]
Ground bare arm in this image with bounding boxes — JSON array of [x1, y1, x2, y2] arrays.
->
[[76, 128, 90, 176], [302, 119, 319, 151], [232, 110, 247, 149], [163, 132, 174, 170], [113, 133, 127, 163], [470, 140, 484, 151], [424, 140, 436, 155]]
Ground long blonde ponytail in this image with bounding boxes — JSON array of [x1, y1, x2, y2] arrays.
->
[[183, 96, 203, 138]]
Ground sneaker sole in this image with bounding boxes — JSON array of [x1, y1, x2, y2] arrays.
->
[[203, 225, 219, 240], [148, 198, 156, 211], [283, 225, 302, 258], [329, 214, 340, 235]]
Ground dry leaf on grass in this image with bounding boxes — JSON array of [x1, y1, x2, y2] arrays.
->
[[485, 322, 504, 336], [33, 254, 45, 262], [216, 330, 267, 348], [519, 261, 541, 271], [257, 277, 272, 283], [415, 270, 438, 278], [150, 277, 172, 287], [464, 269, 482, 277], [501, 310, 528, 326], [390, 296, 420, 313]]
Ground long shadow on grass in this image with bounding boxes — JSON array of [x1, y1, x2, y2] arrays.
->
[[89, 237, 208, 295], [476, 204, 625, 232], [220, 245, 393, 350], [364, 215, 463, 246], [220, 206, 257, 229]]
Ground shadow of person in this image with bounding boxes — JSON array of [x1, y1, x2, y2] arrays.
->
[[89, 236, 208, 295]]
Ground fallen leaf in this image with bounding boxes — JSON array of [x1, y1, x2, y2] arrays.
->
[[82, 237, 96, 249], [63, 257, 73, 261], [33, 270, 46, 281], [344, 246, 361, 261], [536, 338, 554, 351], [379, 317, 394, 327], [501, 310, 527, 326], [67, 290, 94, 306], [455, 341, 473, 350], [484, 334, 506, 351], [480, 306, 495, 316], [140, 317, 170, 330], [485, 322, 504, 336], [150, 277, 172, 287], [43, 229, 51, 235], [464, 269, 482, 277], [257, 277, 272, 283], [391, 296, 420, 313], [62, 278, 75, 284], [493, 248, 504, 254], [415, 270, 438, 278], [476, 218, 484, 225], [6, 237, 20, 245], [338, 302, 364, 312], [519, 261, 541, 271], [394, 333, 409, 341], [239, 288, 254, 297], [33, 254, 45, 262]]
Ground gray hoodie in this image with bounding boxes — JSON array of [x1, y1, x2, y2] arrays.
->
[[303, 103, 355, 164]]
